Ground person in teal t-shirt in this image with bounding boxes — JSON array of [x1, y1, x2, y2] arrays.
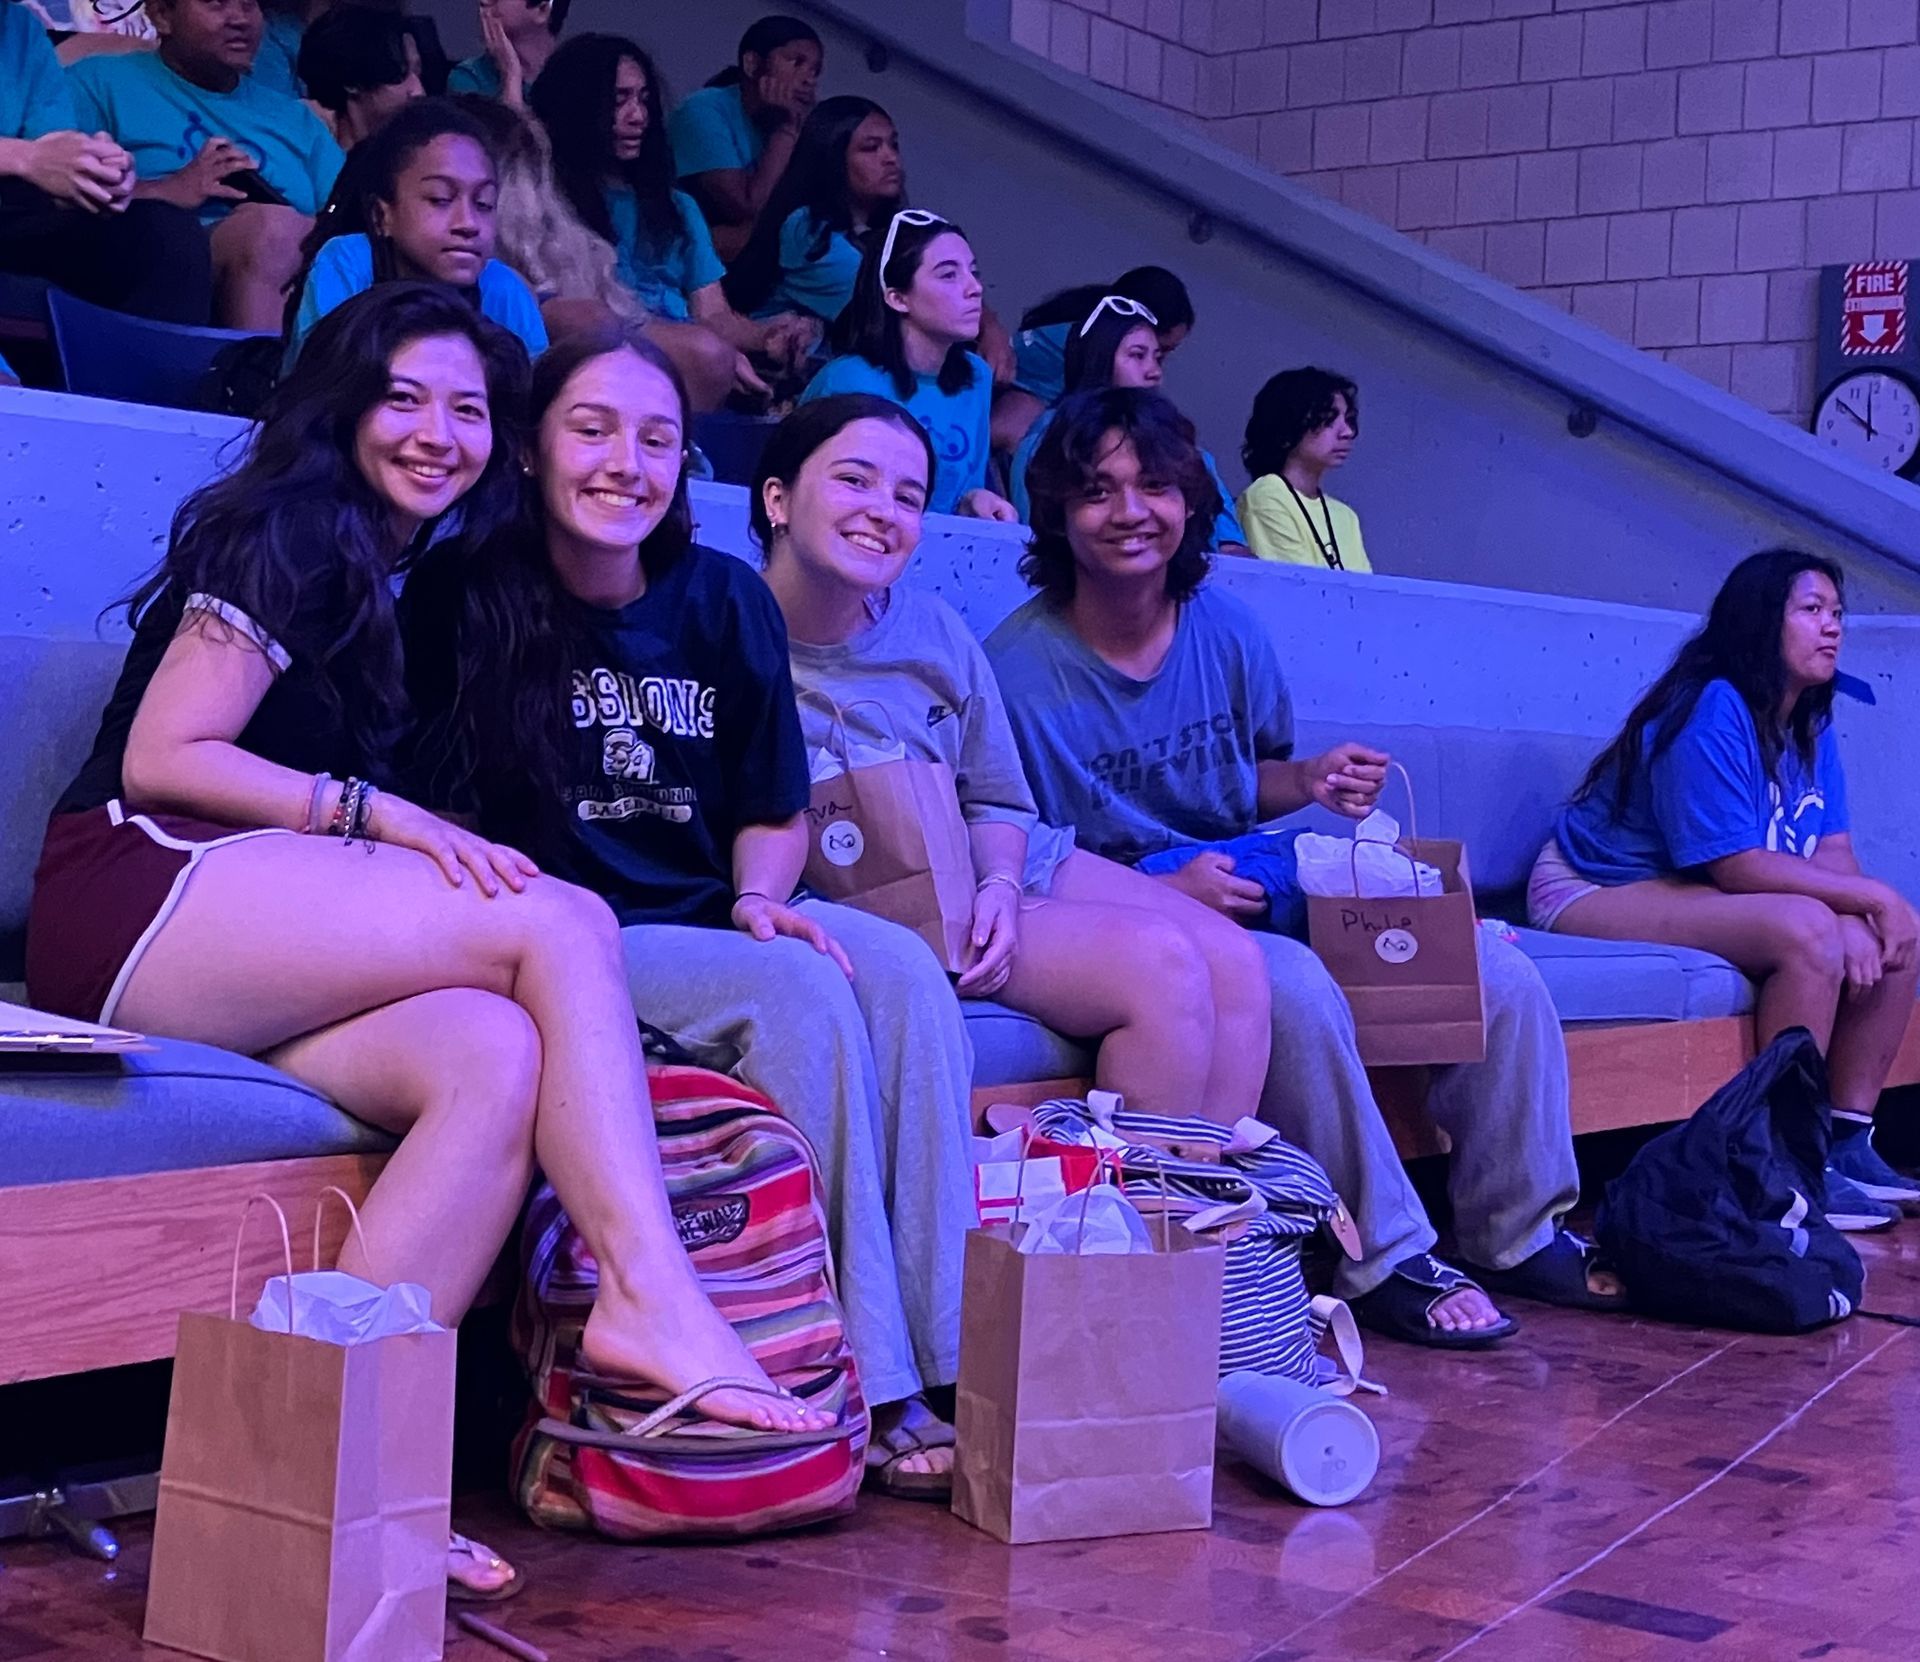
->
[[447, 0, 566, 105], [0, 0, 214, 324], [66, 0, 343, 328], [1008, 294, 1245, 551], [284, 99, 546, 366], [797, 213, 1012, 520], [723, 95, 902, 329], [530, 34, 811, 406], [668, 15, 819, 261]]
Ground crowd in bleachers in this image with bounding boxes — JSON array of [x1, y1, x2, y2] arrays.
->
[[7, 0, 1919, 1593]]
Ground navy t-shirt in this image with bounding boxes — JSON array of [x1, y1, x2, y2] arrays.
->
[[402, 543, 809, 929]]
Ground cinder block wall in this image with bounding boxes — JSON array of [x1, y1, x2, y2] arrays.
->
[[1008, 0, 1920, 427]]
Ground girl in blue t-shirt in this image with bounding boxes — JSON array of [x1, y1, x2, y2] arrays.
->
[[1538, 550, 1919, 1221], [1008, 293, 1246, 552], [797, 212, 1015, 520], [722, 94, 903, 330], [399, 327, 979, 1503], [530, 34, 810, 409], [283, 99, 547, 367]]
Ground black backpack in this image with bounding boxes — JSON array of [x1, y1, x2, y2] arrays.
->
[[1596, 1029, 1862, 1334]]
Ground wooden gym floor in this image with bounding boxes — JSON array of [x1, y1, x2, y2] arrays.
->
[[4, 1227, 1919, 1662]]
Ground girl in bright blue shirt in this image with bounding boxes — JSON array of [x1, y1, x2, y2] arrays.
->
[[723, 95, 903, 330], [797, 212, 1014, 521], [284, 100, 547, 368], [1008, 293, 1245, 552], [1537, 550, 1920, 1222]]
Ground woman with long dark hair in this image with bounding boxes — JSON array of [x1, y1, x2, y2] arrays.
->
[[284, 97, 548, 365], [1239, 367, 1370, 572], [530, 33, 808, 407], [1007, 292, 1246, 551], [1538, 550, 1919, 1223], [398, 327, 979, 1503], [722, 94, 903, 328], [798, 211, 1014, 519], [25, 287, 831, 1596], [668, 14, 822, 262]]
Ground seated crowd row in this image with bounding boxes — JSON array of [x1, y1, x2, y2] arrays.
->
[[21, 270, 1920, 1577], [0, 0, 1371, 566]]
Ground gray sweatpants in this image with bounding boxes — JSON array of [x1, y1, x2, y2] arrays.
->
[[621, 901, 976, 1407], [1253, 929, 1580, 1299]]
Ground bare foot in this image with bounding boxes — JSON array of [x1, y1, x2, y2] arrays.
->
[[578, 1271, 837, 1436], [1429, 1285, 1505, 1334], [447, 1531, 516, 1598]]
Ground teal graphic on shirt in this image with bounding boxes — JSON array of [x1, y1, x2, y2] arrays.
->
[[1, 1, 78, 139], [284, 233, 550, 369], [603, 186, 724, 320], [67, 49, 343, 221], [668, 83, 762, 178], [797, 351, 992, 515]]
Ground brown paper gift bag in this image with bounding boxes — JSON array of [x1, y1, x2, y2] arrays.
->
[[800, 696, 977, 972], [144, 1194, 456, 1662], [951, 1196, 1224, 1545], [1305, 770, 1488, 1066]]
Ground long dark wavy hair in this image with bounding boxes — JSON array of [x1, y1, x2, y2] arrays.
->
[[832, 213, 977, 399], [1243, 366, 1359, 479], [531, 34, 679, 252], [1020, 388, 1218, 604], [284, 98, 498, 343], [722, 95, 899, 317], [706, 15, 821, 89], [127, 283, 530, 769], [1574, 548, 1847, 811], [748, 392, 937, 555], [1060, 299, 1157, 394], [408, 325, 696, 808]]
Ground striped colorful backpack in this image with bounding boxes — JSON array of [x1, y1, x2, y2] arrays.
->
[[1026, 1096, 1372, 1390], [511, 1065, 869, 1539]]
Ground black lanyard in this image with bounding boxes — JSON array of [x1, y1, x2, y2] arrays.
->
[[1282, 478, 1344, 570]]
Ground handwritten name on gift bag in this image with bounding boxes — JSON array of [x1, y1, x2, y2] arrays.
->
[[144, 1192, 456, 1662]]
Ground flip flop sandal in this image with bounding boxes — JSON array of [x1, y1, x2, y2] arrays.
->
[[446, 1532, 524, 1605], [1464, 1228, 1630, 1313], [539, 1374, 847, 1458], [863, 1395, 956, 1502], [1350, 1253, 1519, 1349]]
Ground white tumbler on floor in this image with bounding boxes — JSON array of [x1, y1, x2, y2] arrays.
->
[[1217, 1369, 1379, 1507]]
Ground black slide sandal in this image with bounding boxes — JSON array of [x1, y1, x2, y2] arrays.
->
[[1465, 1228, 1629, 1313], [1351, 1253, 1519, 1349]]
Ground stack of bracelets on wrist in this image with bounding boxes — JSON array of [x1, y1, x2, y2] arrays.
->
[[303, 771, 333, 834], [977, 870, 1022, 897], [326, 776, 377, 844]]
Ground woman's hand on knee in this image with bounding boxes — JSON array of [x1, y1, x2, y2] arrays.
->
[[730, 895, 854, 979], [1867, 886, 1919, 973], [1840, 914, 1886, 994], [366, 794, 539, 897], [956, 883, 1019, 998]]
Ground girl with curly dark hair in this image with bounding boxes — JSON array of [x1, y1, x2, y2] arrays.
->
[[1239, 366, 1370, 572]]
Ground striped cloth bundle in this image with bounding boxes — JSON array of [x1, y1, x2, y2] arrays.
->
[[511, 1065, 869, 1539], [1027, 1097, 1348, 1386]]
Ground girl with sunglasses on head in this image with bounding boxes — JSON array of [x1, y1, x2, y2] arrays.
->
[[26, 288, 832, 1604], [1239, 366, 1370, 573], [1007, 293, 1246, 553], [722, 94, 904, 331], [994, 264, 1194, 455], [759, 390, 1274, 1159], [531, 34, 812, 409], [284, 98, 548, 368], [798, 211, 1016, 521], [398, 328, 979, 1503]]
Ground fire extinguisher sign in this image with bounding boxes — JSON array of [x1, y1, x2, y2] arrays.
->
[[1842, 261, 1907, 355]]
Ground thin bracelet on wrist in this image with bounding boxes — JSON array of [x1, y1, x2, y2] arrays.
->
[[732, 889, 772, 908], [976, 870, 1022, 896], [303, 771, 332, 835]]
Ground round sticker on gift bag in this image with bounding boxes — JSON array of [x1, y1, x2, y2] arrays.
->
[[821, 822, 865, 867], [1375, 928, 1418, 965]]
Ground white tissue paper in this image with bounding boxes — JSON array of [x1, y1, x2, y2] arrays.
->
[[249, 1270, 443, 1346], [1014, 1183, 1154, 1256], [808, 735, 908, 784], [1295, 810, 1443, 899]]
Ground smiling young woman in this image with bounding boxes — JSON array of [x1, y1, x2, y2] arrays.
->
[[398, 332, 981, 1503]]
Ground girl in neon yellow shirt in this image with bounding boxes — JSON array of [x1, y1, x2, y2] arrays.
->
[[1238, 366, 1373, 573]]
